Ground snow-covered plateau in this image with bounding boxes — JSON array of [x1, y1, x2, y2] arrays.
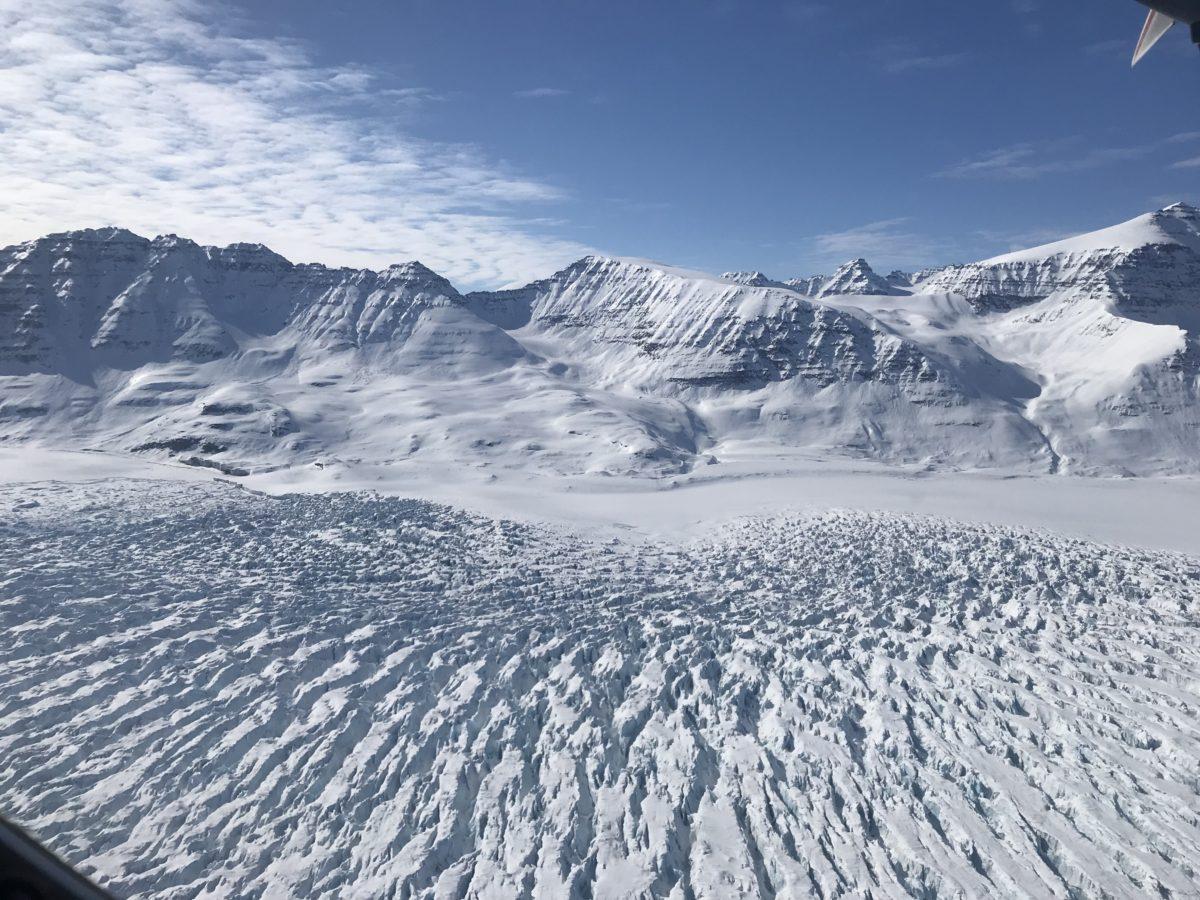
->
[[2, 205, 1200, 899]]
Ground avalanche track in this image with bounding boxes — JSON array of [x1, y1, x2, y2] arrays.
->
[[2, 480, 1199, 899]]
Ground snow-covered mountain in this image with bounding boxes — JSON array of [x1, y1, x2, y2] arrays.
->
[[1, 203, 1198, 476], [921, 203, 1200, 311], [784, 274, 828, 296], [468, 256, 1048, 471], [6, 212, 1200, 900], [721, 270, 790, 289], [780, 260, 911, 299], [818, 258, 907, 298]]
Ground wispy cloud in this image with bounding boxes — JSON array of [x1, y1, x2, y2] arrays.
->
[[869, 38, 968, 76], [1172, 157, 1200, 169], [803, 218, 949, 273], [884, 52, 968, 74], [973, 225, 1075, 256], [937, 133, 1200, 180], [0, 0, 591, 288], [781, 3, 827, 24], [514, 87, 570, 99], [1083, 38, 1128, 56], [1010, 0, 1042, 35]]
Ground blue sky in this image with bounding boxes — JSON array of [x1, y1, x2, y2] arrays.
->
[[1, 0, 1197, 287]]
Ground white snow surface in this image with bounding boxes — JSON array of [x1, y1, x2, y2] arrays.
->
[[3, 478, 1200, 899]]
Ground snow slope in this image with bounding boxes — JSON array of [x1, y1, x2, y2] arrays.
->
[[3, 479, 1200, 899], [886, 203, 1200, 473], [0, 231, 702, 477], [473, 256, 1052, 471], [0, 204, 1198, 476]]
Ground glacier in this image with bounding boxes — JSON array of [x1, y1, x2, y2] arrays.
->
[[3, 479, 1200, 898]]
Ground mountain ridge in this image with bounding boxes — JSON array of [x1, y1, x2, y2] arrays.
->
[[1, 203, 1197, 477]]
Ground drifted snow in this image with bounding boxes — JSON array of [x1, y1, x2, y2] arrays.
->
[[2, 480, 1200, 899]]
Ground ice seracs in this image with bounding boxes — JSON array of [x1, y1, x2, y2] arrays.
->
[[3, 480, 1200, 899], [3, 207, 1200, 899]]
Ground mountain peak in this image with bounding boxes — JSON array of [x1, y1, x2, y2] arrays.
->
[[381, 260, 459, 294], [152, 233, 200, 251], [205, 241, 293, 272], [722, 271, 779, 288], [818, 258, 905, 297], [1160, 201, 1198, 218], [2, 209, 1200, 480], [1153, 202, 1200, 232], [979, 203, 1200, 267], [384, 259, 439, 277], [561, 255, 736, 285]]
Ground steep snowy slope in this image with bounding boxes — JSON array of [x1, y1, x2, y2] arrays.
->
[[818, 258, 907, 298], [470, 256, 1051, 470], [898, 203, 1200, 473], [3, 480, 1200, 899], [0, 230, 698, 476], [918, 203, 1200, 311]]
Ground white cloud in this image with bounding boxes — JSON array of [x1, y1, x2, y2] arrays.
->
[[513, 87, 570, 99], [0, 0, 592, 288], [937, 133, 1200, 180], [884, 52, 968, 74]]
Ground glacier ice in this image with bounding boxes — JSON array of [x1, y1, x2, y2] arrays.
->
[[2, 480, 1199, 898]]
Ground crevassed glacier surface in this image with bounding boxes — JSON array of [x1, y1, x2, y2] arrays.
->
[[2, 480, 1199, 899]]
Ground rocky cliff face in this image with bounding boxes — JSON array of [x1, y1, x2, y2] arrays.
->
[[916, 203, 1200, 311], [0, 228, 530, 474], [476, 256, 940, 390], [463, 256, 1055, 471], [0, 228, 475, 375]]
